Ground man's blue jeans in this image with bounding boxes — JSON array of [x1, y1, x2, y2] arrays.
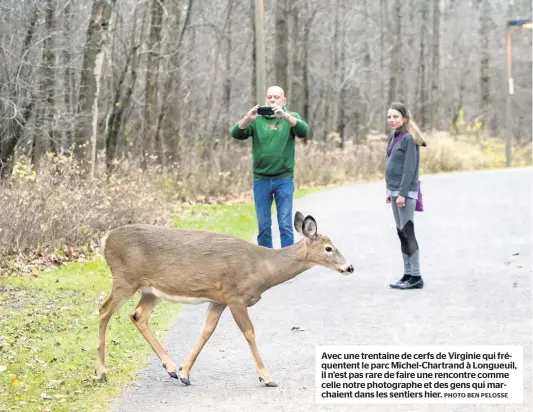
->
[[253, 178, 295, 248]]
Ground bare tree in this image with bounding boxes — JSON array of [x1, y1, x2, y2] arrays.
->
[[275, 0, 289, 90], [222, 1, 235, 125], [32, 0, 57, 167], [429, 0, 441, 130], [324, 1, 340, 136], [156, 0, 193, 163], [74, 0, 113, 173], [379, 0, 389, 133], [0, 4, 39, 177], [478, 0, 491, 135], [336, 0, 347, 148], [61, 0, 76, 155], [106, 32, 140, 174], [0, 0, 531, 180], [417, 1, 429, 128], [143, 0, 165, 167], [301, 6, 319, 142], [289, 1, 303, 114], [388, 0, 405, 105], [250, 0, 256, 105]]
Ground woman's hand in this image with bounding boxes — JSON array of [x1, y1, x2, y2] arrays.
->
[[396, 195, 406, 208], [386, 196, 391, 204]]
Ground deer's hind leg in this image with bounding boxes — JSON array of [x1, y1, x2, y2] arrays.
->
[[129, 292, 180, 379], [179, 302, 227, 385], [96, 282, 137, 382]]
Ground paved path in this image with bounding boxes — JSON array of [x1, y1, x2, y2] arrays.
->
[[112, 168, 531, 412]]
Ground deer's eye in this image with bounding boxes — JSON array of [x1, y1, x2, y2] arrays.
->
[[325, 246, 333, 252]]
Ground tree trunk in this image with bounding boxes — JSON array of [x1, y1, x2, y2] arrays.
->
[[106, 45, 140, 174], [379, 0, 388, 133], [205, 1, 234, 135], [395, 0, 405, 100], [417, 2, 429, 128], [0, 6, 39, 178], [143, 0, 165, 167], [479, 0, 491, 136], [62, 0, 75, 155], [429, 0, 441, 130], [337, 0, 346, 148], [74, 0, 113, 172], [361, 0, 371, 139], [325, 2, 340, 136], [44, 0, 57, 156], [223, 1, 234, 123], [388, 0, 403, 104], [289, 3, 304, 114], [250, 0, 256, 105], [33, 0, 57, 168], [275, 0, 289, 89], [301, 9, 318, 143], [159, 0, 193, 163]]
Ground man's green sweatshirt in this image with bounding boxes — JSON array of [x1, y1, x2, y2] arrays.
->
[[230, 108, 309, 180]]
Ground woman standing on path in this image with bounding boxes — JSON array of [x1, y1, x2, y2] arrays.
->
[[385, 102, 427, 290]]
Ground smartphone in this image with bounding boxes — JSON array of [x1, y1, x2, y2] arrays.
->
[[257, 106, 275, 116]]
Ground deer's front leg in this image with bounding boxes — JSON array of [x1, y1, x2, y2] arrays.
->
[[228, 303, 277, 387]]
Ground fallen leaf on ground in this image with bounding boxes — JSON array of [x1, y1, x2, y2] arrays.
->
[[291, 326, 307, 332]]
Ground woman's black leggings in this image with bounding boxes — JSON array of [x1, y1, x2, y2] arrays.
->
[[391, 197, 421, 277]]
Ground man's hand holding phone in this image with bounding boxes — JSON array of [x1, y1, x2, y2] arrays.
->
[[238, 105, 259, 129], [240, 104, 296, 128]]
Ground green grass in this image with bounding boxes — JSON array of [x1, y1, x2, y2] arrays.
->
[[173, 203, 257, 242], [0, 258, 178, 412], [0, 188, 317, 412]]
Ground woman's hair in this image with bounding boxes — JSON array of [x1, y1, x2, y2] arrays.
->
[[389, 102, 427, 147]]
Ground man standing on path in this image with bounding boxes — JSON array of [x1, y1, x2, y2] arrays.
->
[[230, 86, 309, 248]]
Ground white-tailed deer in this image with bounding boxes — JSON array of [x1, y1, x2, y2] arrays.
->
[[96, 211, 353, 387]]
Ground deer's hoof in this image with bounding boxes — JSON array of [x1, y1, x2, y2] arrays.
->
[[95, 366, 107, 382], [178, 366, 191, 385], [163, 363, 179, 380], [259, 377, 278, 387], [168, 371, 179, 380]]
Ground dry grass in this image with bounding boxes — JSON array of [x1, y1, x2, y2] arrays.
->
[[419, 132, 532, 173], [0, 154, 171, 274], [0, 132, 530, 273]]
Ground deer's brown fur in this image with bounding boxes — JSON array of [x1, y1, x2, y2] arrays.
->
[[95, 211, 353, 387]]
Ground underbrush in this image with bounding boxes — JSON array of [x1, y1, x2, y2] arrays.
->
[[0, 132, 529, 274]]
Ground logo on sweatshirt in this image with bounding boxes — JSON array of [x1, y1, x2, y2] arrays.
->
[[267, 124, 281, 130]]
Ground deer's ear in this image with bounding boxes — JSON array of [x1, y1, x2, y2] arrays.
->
[[294, 211, 305, 235], [302, 215, 318, 239]]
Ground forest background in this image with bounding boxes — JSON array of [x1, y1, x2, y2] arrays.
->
[[0, 1, 532, 411]]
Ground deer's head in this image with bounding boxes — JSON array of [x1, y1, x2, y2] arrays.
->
[[294, 211, 354, 275]]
